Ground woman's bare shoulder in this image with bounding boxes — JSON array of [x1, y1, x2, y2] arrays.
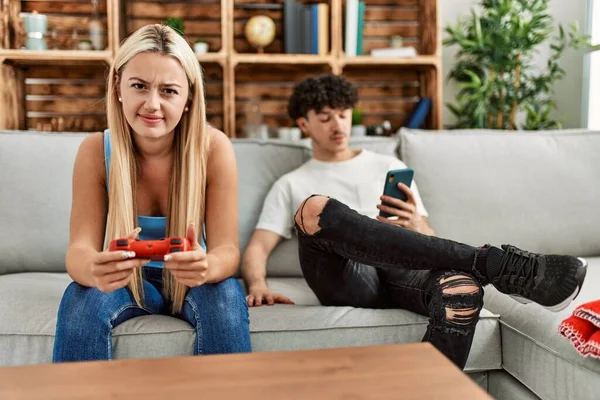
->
[[207, 124, 229, 145], [75, 131, 107, 184], [207, 125, 233, 154], [206, 125, 235, 180]]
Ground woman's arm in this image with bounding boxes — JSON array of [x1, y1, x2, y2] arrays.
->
[[66, 132, 109, 286], [204, 127, 240, 283], [67, 132, 148, 290]]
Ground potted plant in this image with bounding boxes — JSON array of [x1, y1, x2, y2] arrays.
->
[[164, 17, 185, 37], [443, 0, 591, 130], [194, 38, 209, 54], [351, 108, 366, 136]]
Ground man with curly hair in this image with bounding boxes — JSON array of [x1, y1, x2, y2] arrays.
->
[[241, 73, 587, 369]]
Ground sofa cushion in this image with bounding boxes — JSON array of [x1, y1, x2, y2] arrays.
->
[[482, 257, 600, 400], [399, 128, 600, 257], [0, 131, 87, 275], [258, 277, 502, 373], [0, 272, 196, 365], [0, 272, 501, 372], [488, 370, 540, 400]]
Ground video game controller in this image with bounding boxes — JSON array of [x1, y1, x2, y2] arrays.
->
[[109, 237, 192, 261]]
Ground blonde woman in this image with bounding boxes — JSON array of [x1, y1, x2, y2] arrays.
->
[[52, 24, 250, 362]]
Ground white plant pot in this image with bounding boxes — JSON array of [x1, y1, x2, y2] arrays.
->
[[351, 125, 366, 136], [289, 127, 301, 140], [194, 42, 209, 54]]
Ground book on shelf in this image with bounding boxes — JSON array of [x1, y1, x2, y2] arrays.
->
[[370, 47, 417, 58], [356, 1, 365, 55], [405, 98, 432, 129], [284, 0, 329, 55], [317, 3, 328, 56], [344, 0, 358, 57], [344, 0, 365, 57], [301, 4, 311, 54]]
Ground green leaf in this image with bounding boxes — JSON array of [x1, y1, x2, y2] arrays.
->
[[164, 17, 185, 37], [464, 69, 482, 87], [475, 15, 484, 47], [446, 103, 463, 118], [559, 25, 565, 41]]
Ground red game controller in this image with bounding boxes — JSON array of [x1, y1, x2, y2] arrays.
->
[[109, 237, 192, 261]]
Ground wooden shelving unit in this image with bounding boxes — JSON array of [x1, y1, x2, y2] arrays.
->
[[0, 49, 112, 65], [1, 0, 442, 136], [341, 55, 439, 66], [232, 53, 335, 65]]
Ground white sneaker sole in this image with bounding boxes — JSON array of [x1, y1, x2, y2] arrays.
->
[[509, 257, 587, 313]]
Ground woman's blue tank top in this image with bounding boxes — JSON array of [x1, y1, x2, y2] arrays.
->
[[103, 129, 205, 267]]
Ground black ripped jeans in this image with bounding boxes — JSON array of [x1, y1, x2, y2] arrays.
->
[[296, 196, 486, 369]]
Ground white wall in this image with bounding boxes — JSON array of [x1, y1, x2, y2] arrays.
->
[[584, 0, 599, 129], [440, 0, 588, 129]]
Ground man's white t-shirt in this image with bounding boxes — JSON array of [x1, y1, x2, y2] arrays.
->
[[255, 150, 429, 239]]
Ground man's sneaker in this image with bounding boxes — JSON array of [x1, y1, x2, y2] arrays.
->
[[490, 245, 587, 312]]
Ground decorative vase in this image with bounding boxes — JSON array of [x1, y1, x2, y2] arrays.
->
[[20, 12, 47, 50], [89, 0, 104, 50]]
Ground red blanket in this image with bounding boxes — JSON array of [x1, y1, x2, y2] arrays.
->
[[559, 300, 600, 359]]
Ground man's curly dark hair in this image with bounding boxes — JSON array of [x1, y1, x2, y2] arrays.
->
[[287, 74, 358, 120]]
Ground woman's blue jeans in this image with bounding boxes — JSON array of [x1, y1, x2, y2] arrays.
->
[[52, 267, 251, 362]]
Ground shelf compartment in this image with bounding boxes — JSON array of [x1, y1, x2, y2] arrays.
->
[[0, 49, 111, 65], [233, 63, 332, 137], [23, 64, 108, 132], [124, 1, 224, 53], [342, 63, 440, 131], [341, 55, 439, 66], [342, 0, 438, 57], [20, 0, 111, 52], [232, 53, 334, 65]]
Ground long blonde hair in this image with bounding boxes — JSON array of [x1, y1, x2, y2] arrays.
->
[[106, 24, 209, 313]]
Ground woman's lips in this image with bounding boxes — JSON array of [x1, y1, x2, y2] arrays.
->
[[139, 114, 163, 125]]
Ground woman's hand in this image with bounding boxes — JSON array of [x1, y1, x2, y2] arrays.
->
[[91, 227, 150, 293], [164, 223, 208, 287]]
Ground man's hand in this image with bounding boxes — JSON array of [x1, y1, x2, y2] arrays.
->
[[246, 283, 295, 307], [376, 183, 430, 234], [164, 223, 209, 287]]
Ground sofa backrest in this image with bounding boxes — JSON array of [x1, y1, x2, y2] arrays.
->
[[400, 128, 600, 257], [234, 140, 308, 278], [0, 131, 87, 275], [3, 128, 598, 276]]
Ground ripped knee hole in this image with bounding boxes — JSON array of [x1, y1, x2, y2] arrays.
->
[[294, 195, 330, 236]]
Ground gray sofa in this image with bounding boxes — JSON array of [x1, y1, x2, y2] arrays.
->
[[0, 128, 598, 399]]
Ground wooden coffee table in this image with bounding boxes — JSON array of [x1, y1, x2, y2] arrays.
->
[[0, 343, 491, 399]]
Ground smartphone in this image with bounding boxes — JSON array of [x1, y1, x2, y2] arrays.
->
[[379, 168, 415, 218]]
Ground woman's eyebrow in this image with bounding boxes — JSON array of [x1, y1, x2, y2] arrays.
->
[[128, 77, 182, 88]]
